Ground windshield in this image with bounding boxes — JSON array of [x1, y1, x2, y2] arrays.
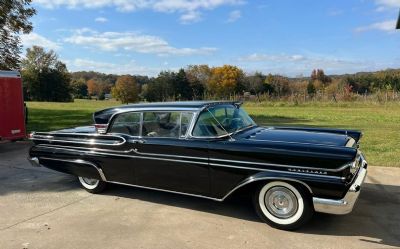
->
[[192, 105, 256, 137]]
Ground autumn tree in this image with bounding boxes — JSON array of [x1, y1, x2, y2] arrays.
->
[[87, 79, 99, 97], [311, 69, 331, 85], [0, 0, 36, 70], [307, 81, 316, 97], [245, 72, 265, 94], [112, 75, 139, 104], [186, 65, 211, 99], [207, 65, 244, 98], [264, 74, 290, 97], [21, 46, 72, 102], [70, 78, 88, 99]]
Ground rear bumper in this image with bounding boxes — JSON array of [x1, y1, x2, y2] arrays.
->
[[313, 156, 368, 215]]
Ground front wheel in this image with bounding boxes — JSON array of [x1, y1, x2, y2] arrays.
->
[[253, 181, 313, 230], [78, 176, 107, 194]]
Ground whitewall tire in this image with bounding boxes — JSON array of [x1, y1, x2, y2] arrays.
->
[[78, 176, 107, 194], [253, 181, 313, 230]]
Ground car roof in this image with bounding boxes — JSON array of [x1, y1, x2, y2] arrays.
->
[[107, 100, 238, 109], [93, 101, 240, 124]]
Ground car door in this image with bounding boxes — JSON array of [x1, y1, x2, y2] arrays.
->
[[132, 111, 210, 196], [103, 111, 142, 185]]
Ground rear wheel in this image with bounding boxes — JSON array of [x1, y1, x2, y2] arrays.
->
[[253, 181, 313, 230], [78, 176, 107, 194]]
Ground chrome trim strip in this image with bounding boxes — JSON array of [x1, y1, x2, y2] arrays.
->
[[30, 133, 126, 146], [209, 157, 350, 172], [39, 157, 107, 181], [209, 163, 344, 180], [130, 148, 208, 161], [37, 145, 209, 166], [221, 177, 313, 200], [32, 156, 315, 202], [107, 177, 313, 202], [37, 144, 132, 153], [35, 145, 344, 180], [33, 132, 125, 138], [106, 181, 222, 201], [37, 143, 349, 173]]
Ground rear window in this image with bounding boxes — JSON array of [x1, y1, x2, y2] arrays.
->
[[109, 112, 141, 136]]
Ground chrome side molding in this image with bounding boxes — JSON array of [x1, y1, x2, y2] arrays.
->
[[27, 156, 107, 182]]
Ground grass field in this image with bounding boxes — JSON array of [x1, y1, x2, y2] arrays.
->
[[26, 99, 400, 167]]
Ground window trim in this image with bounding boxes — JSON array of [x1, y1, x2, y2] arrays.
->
[[108, 110, 195, 139]]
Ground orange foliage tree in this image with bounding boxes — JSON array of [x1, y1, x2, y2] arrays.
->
[[111, 75, 139, 104], [87, 79, 99, 96], [207, 65, 244, 97]]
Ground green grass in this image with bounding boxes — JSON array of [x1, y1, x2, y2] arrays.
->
[[26, 99, 400, 167]]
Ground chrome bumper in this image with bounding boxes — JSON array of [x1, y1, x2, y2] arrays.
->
[[313, 158, 368, 215], [28, 157, 41, 167]]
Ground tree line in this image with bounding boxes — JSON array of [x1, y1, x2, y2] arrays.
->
[[19, 46, 400, 103], [2, 1, 400, 103]]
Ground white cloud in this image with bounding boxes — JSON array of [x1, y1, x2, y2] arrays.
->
[[354, 20, 396, 33], [34, 0, 244, 23], [68, 58, 161, 75], [227, 10, 241, 22], [236, 52, 381, 76], [95, 17, 108, 23], [180, 11, 202, 24], [238, 53, 305, 62], [374, 0, 400, 11], [21, 32, 61, 50], [64, 29, 217, 56]]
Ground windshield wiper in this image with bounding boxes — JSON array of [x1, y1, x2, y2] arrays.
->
[[232, 124, 256, 135]]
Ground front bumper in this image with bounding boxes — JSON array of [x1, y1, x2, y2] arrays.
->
[[312, 156, 368, 215]]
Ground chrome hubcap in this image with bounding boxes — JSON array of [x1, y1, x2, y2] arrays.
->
[[264, 186, 298, 219], [81, 177, 98, 186]]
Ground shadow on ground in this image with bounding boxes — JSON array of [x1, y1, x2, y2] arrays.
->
[[102, 181, 400, 248]]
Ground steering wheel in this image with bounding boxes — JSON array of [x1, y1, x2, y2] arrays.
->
[[220, 118, 230, 127]]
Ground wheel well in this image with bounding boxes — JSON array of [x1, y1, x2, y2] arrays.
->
[[224, 178, 313, 201]]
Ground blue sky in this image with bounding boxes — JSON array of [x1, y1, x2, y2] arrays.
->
[[22, 0, 400, 76]]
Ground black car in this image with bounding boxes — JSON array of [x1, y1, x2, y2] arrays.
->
[[28, 101, 367, 230]]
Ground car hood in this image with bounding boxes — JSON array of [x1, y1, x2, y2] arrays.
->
[[242, 127, 352, 147]]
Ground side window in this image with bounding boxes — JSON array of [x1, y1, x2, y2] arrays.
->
[[192, 111, 227, 137], [180, 112, 194, 137], [109, 112, 141, 136], [143, 112, 180, 138]]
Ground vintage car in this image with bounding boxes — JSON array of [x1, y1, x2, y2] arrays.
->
[[28, 101, 367, 230]]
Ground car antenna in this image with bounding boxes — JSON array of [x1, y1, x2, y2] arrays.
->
[[206, 107, 235, 141]]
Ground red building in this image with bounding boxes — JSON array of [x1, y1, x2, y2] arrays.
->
[[0, 71, 26, 141]]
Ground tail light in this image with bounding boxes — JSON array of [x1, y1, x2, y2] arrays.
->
[[95, 124, 108, 134]]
